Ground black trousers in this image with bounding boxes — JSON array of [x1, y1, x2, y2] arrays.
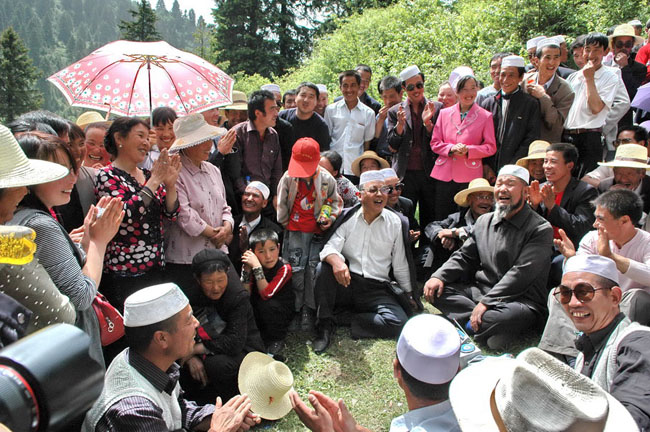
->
[[564, 131, 603, 178], [432, 179, 468, 221], [314, 263, 408, 339], [251, 293, 295, 344], [402, 169, 437, 231], [99, 269, 165, 312], [180, 351, 246, 404]]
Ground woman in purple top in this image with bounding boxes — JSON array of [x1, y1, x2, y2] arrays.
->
[[165, 114, 237, 293], [96, 117, 181, 308]]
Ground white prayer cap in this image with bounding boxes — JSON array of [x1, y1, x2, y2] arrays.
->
[[399, 65, 421, 82], [553, 34, 566, 44], [124, 283, 189, 327], [449, 66, 475, 90], [397, 315, 460, 384], [563, 255, 620, 284], [498, 164, 530, 184], [261, 84, 281, 94], [501, 55, 526, 69], [628, 19, 643, 27], [359, 170, 385, 187], [526, 35, 547, 50], [379, 167, 398, 180], [247, 181, 270, 200], [537, 37, 561, 51], [316, 84, 328, 94]]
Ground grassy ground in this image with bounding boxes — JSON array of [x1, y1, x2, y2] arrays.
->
[[260, 305, 541, 431]]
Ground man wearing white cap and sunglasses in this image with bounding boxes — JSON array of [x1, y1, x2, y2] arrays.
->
[[424, 165, 553, 350], [83, 283, 259, 432]]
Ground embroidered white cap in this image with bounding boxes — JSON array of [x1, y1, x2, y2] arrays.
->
[[124, 283, 189, 327], [501, 55, 526, 69], [526, 35, 547, 50], [449, 66, 475, 90], [247, 181, 270, 200], [553, 34, 566, 44], [498, 164, 530, 184], [359, 170, 385, 187], [379, 167, 398, 180], [397, 314, 460, 384], [261, 84, 281, 94], [536, 37, 561, 51], [399, 65, 421, 82], [316, 84, 328, 94], [563, 255, 620, 284]]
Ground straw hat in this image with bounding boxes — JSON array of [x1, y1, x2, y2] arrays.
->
[[454, 178, 494, 207], [168, 113, 226, 153], [608, 24, 645, 47], [75, 111, 112, 130], [449, 347, 638, 432], [351, 150, 389, 177], [516, 140, 551, 167], [0, 124, 69, 189], [238, 352, 294, 420], [598, 144, 650, 169], [222, 90, 248, 111]]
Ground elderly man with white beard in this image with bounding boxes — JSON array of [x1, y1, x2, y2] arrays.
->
[[424, 165, 553, 350]]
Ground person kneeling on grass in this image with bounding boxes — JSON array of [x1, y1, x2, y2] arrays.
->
[[241, 229, 295, 355]]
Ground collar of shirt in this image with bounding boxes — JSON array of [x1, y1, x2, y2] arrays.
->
[[407, 97, 425, 112], [240, 214, 261, 231], [180, 154, 207, 175], [127, 349, 180, 395], [356, 207, 386, 225], [390, 400, 456, 431], [334, 97, 361, 112], [539, 73, 555, 89], [575, 312, 626, 360]]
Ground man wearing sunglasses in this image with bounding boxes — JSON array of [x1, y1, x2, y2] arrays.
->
[[557, 254, 650, 430]]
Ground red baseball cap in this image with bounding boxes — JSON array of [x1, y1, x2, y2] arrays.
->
[[288, 137, 320, 178]]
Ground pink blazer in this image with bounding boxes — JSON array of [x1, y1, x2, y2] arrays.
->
[[430, 103, 496, 183]]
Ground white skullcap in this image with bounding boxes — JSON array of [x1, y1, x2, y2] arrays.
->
[[628, 20, 643, 27], [316, 84, 328, 94], [246, 181, 270, 200], [379, 167, 398, 180], [124, 283, 189, 327], [359, 170, 385, 187], [526, 35, 547, 50], [399, 65, 421, 82], [397, 315, 460, 384], [553, 35, 566, 44], [501, 55, 526, 69], [563, 255, 620, 284], [449, 66, 475, 90], [261, 84, 281, 94], [537, 37, 561, 51], [498, 164, 530, 184]]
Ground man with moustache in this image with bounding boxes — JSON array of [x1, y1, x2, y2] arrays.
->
[[424, 165, 553, 350]]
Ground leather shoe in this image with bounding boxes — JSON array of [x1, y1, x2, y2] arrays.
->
[[300, 307, 315, 332], [313, 327, 332, 354]]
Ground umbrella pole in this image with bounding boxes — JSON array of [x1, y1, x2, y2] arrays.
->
[[147, 57, 153, 127]]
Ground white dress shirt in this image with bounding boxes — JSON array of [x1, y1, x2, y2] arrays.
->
[[389, 401, 461, 432]]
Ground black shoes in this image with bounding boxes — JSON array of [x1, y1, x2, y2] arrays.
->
[[300, 307, 315, 332], [313, 326, 332, 354]]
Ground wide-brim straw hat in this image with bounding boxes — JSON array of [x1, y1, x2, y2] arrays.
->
[[516, 140, 550, 167], [351, 150, 390, 177], [221, 90, 248, 111], [168, 113, 226, 153], [238, 352, 294, 420], [449, 348, 638, 432], [0, 125, 69, 189], [75, 111, 112, 130], [598, 144, 650, 169], [454, 178, 494, 207], [608, 24, 645, 46]]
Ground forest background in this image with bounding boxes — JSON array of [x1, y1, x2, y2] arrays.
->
[[0, 0, 648, 122]]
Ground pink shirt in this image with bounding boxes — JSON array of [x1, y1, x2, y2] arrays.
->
[[165, 155, 233, 264]]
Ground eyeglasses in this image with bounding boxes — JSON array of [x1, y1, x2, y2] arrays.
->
[[473, 193, 494, 200], [614, 138, 636, 145], [363, 185, 391, 195], [553, 283, 609, 304], [385, 183, 404, 193], [614, 40, 635, 50], [405, 82, 424, 92]]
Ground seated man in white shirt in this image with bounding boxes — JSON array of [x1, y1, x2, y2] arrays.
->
[[539, 189, 650, 363], [312, 171, 414, 353]]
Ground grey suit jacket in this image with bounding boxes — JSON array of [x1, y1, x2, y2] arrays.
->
[[522, 72, 575, 143]]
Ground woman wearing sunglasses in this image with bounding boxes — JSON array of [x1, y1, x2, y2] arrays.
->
[[430, 74, 496, 221]]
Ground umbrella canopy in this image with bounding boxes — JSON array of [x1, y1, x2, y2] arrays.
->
[[631, 81, 650, 113], [47, 40, 234, 117]]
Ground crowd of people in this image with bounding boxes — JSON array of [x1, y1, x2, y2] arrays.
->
[[1, 18, 650, 432]]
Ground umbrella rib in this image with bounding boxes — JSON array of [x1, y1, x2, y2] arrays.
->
[[158, 66, 190, 115], [127, 62, 147, 117]]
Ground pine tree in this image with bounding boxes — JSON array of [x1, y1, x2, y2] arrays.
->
[[119, 0, 161, 42], [0, 27, 42, 123]]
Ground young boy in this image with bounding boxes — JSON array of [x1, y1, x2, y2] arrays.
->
[[141, 106, 177, 170], [276, 137, 342, 332], [241, 229, 294, 355]]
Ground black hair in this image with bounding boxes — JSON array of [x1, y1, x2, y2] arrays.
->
[[571, 35, 587, 50], [547, 142, 579, 166], [125, 313, 179, 354], [248, 90, 275, 122], [8, 119, 57, 136], [456, 76, 478, 93], [282, 89, 297, 105], [355, 64, 372, 74], [248, 228, 280, 250], [16, 110, 70, 138], [397, 358, 452, 401], [536, 42, 561, 59], [67, 121, 85, 143], [296, 82, 320, 99], [490, 52, 512, 65], [515, 67, 526, 77], [191, 248, 231, 277], [584, 32, 609, 50], [320, 150, 343, 176], [152, 106, 177, 127], [378, 76, 402, 95], [592, 189, 644, 225], [618, 125, 648, 144], [338, 70, 361, 86], [104, 116, 150, 157]]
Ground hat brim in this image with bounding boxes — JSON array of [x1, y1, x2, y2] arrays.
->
[[168, 125, 226, 153], [454, 186, 494, 207], [288, 157, 320, 178], [222, 102, 248, 111], [608, 34, 645, 46], [238, 352, 293, 420], [0, 159, 69, 189], [351, 154, 390, 177], [598, 160, 650, 169], [79, 120, 113, 131]]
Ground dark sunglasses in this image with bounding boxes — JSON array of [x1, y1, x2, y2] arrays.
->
[[614, 137, 635, 145], [405, 82, 424, 92], [614, 40, 635, 49], [553, 283, 608, 304], [386, 183, 404, 193]]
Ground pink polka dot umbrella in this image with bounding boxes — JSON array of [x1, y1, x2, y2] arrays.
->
[[47, 40, 234, 118]]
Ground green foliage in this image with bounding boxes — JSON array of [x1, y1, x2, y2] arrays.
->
[[119, 0, 161, 42], [0, 27, 42, 123]]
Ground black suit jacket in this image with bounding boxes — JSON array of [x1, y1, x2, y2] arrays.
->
[[228, 215, 282, 273], [620, 59, 647, 126]]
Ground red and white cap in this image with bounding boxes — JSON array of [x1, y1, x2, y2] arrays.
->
[[288, 137, 320, 178]]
